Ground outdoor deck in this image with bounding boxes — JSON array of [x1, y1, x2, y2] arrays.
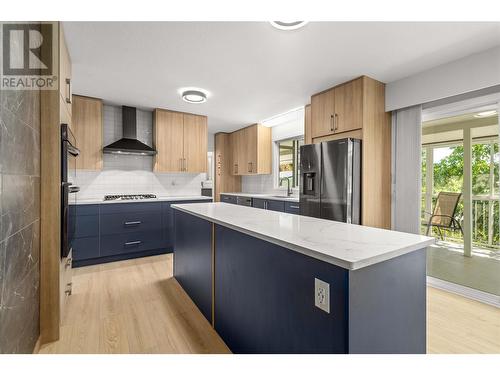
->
[[427, 240, 500, 296]]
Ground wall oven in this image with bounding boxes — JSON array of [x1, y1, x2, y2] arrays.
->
[[61, 123, 80, 258]]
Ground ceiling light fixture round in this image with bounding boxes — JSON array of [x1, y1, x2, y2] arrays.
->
[[270, 21, 308, 31], [474, 110, 498, 118], [182, 90, 207, 104]]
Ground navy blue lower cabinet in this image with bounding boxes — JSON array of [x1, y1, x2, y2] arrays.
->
[[251, 198, 266, 209], [220, 194, 237, 205], [252, 198, 285, 212], [70, 204, 100, 265], [214, 224, 348, 354], [266, 200, 285, 212], [72, 236, 100, 262], [100, 230, 164, 257], [284, 201, 300, 215], [173, 210, 213, 322]]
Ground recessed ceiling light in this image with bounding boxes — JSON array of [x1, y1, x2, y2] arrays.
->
[[181, 89, 207, 104], [270, 21, 308, 31], [474, 110, 497, 118]]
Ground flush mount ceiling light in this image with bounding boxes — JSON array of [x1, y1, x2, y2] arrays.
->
[[270, 21, 308, 31], [474, 110, 498, 118], [181, 89, 207, 104]]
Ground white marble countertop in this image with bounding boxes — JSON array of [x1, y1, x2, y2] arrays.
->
[[172, 202, 434, 270], [221, 192, 299, 203], [70, 196, 212, 205]]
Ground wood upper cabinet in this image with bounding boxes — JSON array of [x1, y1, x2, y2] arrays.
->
[[154, 109, 208, 173], [183, 114, 208, 173], [72, 95, 103, 170], [230, 129, 241, 175], [311, 88, 335, 138], [311, 77, 363, 138], [334, 78, 363, 133], [154, 110, 184, 172], [230, 124, 271, 176]]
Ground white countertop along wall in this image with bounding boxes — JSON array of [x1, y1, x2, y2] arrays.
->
[[172, 202, 434, 270], [73, 104, 209, 200]]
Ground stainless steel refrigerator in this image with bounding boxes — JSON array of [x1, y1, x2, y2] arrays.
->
[[299, 138, 361, 224]]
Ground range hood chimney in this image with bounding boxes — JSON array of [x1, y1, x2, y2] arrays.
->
[[103, 106, 156, 156]]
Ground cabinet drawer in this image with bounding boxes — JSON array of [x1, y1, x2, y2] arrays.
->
[[73, 215, 99, 238], [252, 199, 285, 212], [237, 196, 252, 206], [220, 195, 237, 205], [100, 201, 161, 215], [284, 202, 300, 215], [70, 204, 99, 216], [72, 236, 99, 261], [100, 211, 162, 235], [266, 200, 285, 212], [100, 230, 164, 257]]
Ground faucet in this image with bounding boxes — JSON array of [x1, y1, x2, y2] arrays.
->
[[280, 177, 293, 197]]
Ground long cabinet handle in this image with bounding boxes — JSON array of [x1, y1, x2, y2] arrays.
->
[[289, 205, 300, 209], [234, 163, 238, 174], [125, 240, 142, 246], [330, 114, 334, 132], [124, 221, 142, 226], [184, 158, 187, 172], [66, 78, 72, 104], [334, 113, 339, 131]]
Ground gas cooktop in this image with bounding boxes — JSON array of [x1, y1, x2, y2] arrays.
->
[[104, 194, 157, 201]]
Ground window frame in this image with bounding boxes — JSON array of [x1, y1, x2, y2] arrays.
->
[[273, 136, 304, 190]]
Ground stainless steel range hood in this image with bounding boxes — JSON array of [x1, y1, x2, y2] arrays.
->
[[103, 106, 156, 156]]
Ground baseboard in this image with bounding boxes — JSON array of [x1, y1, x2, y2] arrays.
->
[[32, 336, 41, 354], [73, 248, 171, 268], [427, 276, 500, 308]]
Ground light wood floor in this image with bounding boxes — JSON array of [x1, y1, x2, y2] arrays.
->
[[38, 254, 500, 354], [39, 254, 230, 354]]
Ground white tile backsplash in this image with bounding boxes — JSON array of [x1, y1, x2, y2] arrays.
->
[[75, 104, 206, 200]]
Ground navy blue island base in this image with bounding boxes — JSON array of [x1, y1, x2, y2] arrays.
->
[[173, 209, 427, 354]]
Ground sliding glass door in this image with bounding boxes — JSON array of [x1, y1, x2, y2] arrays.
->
[[422, 109, 500, 296]]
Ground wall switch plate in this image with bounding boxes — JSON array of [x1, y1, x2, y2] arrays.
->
[[314, 278, 330, 313]]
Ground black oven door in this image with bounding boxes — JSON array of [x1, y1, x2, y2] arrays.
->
[[61, 124, 80, 258]]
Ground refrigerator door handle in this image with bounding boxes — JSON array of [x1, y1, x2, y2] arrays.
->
[[346, 140, 353, 224]]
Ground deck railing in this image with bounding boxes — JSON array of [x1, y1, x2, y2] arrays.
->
[[421, 195, 500, 250]]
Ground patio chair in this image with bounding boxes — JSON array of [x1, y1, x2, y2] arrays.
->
[[424, 192, 463, 239]]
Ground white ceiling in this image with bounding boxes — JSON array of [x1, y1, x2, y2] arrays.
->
[[63, 22, 500, 133]]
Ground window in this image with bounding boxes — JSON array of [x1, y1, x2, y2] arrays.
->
[[276, 137, 304, 188]]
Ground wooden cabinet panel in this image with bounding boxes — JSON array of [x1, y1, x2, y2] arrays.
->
[[59, 25, 72, 119], [154, 109, 184, 172], [230, 124, 271, 176], [230, 130, 242, 175], [309, 76, 391, 229], [311, 88, 335, 138], [183, 114, 208, 173], [72, 95, 103, 170], [244, 125, 257, 174], [256, 125, 272, 175], [334, 78, 363, 133], [304, 104, 312, 144], [215, 133, 241, 201]]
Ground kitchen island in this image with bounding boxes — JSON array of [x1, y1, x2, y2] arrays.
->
[[172, 202, 434, 354]]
